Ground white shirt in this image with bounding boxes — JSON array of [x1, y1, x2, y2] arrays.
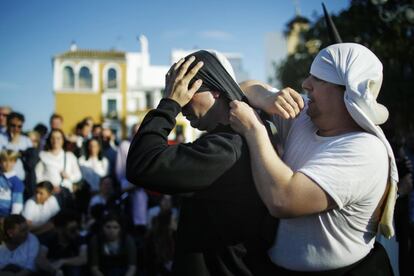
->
[[35, 150, 82, 192], [269, 103, 388, 271], [78, 156, 109, 192], [22, 196, 60, 227], [0, 233, 39, 271]]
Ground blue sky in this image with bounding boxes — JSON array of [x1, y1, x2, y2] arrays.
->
[[0, 0, 350, 130]]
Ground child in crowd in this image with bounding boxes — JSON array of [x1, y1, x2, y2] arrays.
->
[[22, 181, 60, 235], [89, 213, 137, 276], [0, 150, 24, 220]]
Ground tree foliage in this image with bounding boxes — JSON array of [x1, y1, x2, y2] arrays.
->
[[275, 0, 414, 131]]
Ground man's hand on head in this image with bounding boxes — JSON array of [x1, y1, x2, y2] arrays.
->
[[164, 56, 204, 107]]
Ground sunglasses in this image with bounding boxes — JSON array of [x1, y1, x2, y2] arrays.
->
[[10, 124, 23, 129], [0, 113, 9, 117]]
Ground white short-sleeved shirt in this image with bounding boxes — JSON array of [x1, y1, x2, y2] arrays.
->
[[0, 233, 39, 271], [22, 196, 60, 227], [269, 101, 388, 271]]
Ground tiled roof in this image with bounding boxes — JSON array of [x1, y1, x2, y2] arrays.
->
[[56, 49, 126, 59]]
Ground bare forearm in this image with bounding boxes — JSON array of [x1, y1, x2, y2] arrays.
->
[[240, 80, 275, 110], [244, 125, 294, 217]]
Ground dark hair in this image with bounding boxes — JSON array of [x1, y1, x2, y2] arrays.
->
[[7, 112, 25, 124], [34, 123, 48, 137], [3, 215, 26, 239], [85, 138, 103, 160], [50, 113, 63, 124], [36, 181, 54, 194], [99, 212, 126, 242], [53, 209, 79, 228], [44, 128, 67, 151], [99, 175, 114, 186]]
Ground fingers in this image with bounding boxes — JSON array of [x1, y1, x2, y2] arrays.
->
[[166, 58, 185, 81], [188, 79, 203, 94], [273, 87, 304, 119], [183, 61, 204, 83], [176, 56, 196, 80]]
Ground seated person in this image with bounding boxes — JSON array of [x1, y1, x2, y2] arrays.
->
[[88, 176, 116, 212], [36, 210, 87, 276], [89, 213, 137, 276], [78, 138, 109, 193], [0, 214, 40, 275], [0, 150, 24, 221], [147, 195, 178, 230], [22, 181, 60, 235]]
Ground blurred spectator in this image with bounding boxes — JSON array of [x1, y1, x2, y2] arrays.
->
[[3, 112, 32, 181], [89, 176, 116, 212], [101, 126, 117, 178], [89, 213, 137, 276], [0, 214, 40, 274], [83, 117, 94, 139], [35, 129, 81, 208], [92, 124, 102, 140], [0, 150, 24, 219], [36, 210, 87, 276], [79, 138, 109, 193], [0, 106, 12, 135], [73, 121, 90, 158], [27, 131, 41, 150], [33, 123, 48, 150], [49, 113, 64, 131], [21, 132, 41, 201], [22, 181, 60, 235], [147, 195, 178, 230], [388, 131, 414, 276], [4, 112, 32, 152], [144, 209, 176, 276], [116, 123, 148, 237]]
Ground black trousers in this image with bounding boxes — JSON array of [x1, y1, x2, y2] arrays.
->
[[264, 242, 394, 276]]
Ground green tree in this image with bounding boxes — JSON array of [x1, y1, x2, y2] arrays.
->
[[275, 0, 414, 131]]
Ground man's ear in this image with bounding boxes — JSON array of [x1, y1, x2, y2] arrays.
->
[[211, 91, 221, 99]]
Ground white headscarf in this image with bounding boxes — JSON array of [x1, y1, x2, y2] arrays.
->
[[310, 43, 398, 238]]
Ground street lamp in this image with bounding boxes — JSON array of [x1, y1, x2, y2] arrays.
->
[[371, 0, 414, 23]]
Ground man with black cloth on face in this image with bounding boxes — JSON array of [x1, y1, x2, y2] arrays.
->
[[126, 50, 277, 276]]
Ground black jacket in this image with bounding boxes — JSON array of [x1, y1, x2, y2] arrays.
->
[[127, 99, 277, 276]]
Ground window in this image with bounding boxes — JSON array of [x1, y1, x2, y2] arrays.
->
[[107, 99, 118, 119], [62, 66, 74, 88], [107, 68, 117, 89], [79, 66, 92, 89]]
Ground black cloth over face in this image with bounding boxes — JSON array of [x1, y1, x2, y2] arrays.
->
[[185, 50, 247, 102]]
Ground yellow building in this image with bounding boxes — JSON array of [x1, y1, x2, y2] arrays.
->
[[53, 36, 249, 142], [53, 44, 128, 137]]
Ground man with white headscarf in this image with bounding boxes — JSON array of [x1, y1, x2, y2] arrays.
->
[[229, 43, 396, 275], [127, 50, 277, 275]]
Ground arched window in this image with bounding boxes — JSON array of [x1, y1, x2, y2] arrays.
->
[[79, 66, 92, 89], [107, 68, 117, 89], [62, 66, 74, 88]]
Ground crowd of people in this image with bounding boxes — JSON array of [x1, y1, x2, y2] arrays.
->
[[0, 106, 179, 276], [1, 42, 414, 276]]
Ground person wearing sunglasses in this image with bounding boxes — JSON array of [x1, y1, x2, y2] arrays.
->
[[1, 112, 32, 182], [5, 112, 32, 153], [0, 106, 11, 135]]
